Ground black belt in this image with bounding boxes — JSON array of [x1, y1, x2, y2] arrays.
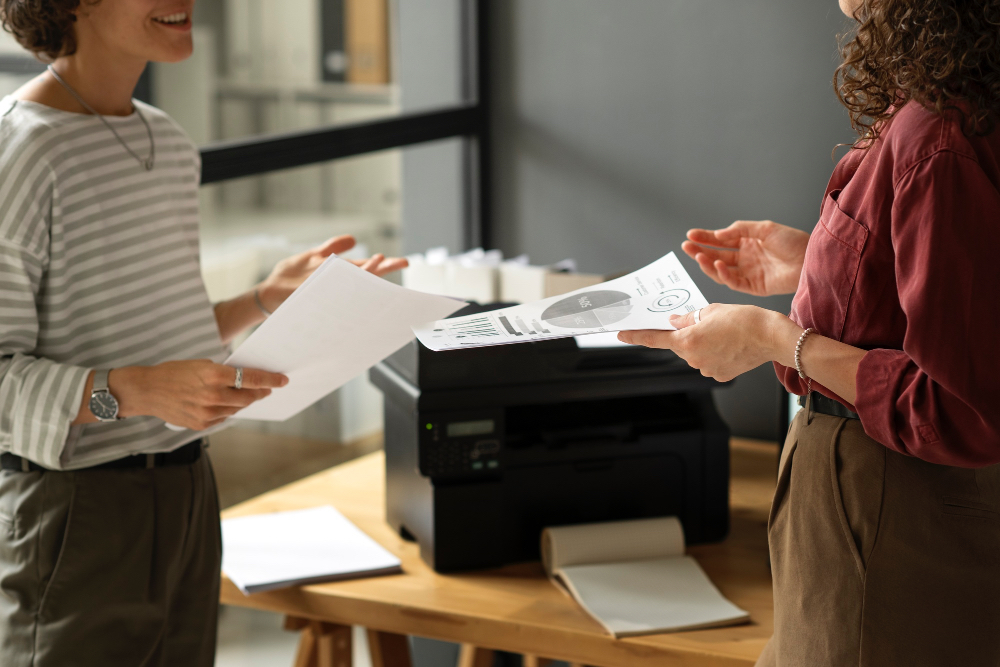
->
[[799, 393, 860, 420], [0, 439, 204, 473]]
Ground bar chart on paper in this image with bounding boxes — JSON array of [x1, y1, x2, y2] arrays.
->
[[437, 315, 505, 341]]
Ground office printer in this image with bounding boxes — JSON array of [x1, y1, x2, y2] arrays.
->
[[369, 305, 731, 573]]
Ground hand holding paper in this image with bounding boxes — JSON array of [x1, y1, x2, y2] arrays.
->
[[412, 252, 708, 351]]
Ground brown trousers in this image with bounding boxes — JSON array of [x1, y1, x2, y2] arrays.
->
[[757, 404, 1000, 667], [0, 450, 222, 667]]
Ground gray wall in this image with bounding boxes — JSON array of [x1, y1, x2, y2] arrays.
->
[[491, 0, 855, 440]]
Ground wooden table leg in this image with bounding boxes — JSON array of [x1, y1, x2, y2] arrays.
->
[[284, 616, 352, 667], [523, 656, 554, 667], [292, 628, 317, 667], [366, 629, 413, 667], [457, 644, 494, 667]]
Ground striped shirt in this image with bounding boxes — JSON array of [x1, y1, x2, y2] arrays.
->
[[0, 96, 225, 470]]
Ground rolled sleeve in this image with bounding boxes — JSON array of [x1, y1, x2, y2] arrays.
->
[[854, 150, 1000, 466], [0, 241, 90, 470]]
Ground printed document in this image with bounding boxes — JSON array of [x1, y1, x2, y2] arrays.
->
[[413, 252, 708, 351]]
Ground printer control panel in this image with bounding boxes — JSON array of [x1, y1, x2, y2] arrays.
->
[[420, 412, 504, 478]]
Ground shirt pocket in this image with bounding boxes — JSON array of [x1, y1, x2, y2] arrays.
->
[[802, 192, 869, 340]]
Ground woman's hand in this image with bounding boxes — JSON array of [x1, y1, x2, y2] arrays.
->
[[257, 235, 409, 313], [617, 304, 781, 382], [109, 361, 288, 431], [682, 220, 809, 296], [618, 303, 867, 404], [214, 235, 410, 344]]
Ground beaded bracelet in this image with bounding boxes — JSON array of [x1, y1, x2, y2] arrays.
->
[[795, 327, 815, 393], [794, 328, 814, 379]]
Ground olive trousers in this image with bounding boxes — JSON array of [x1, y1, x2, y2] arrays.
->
[[0, 450, 222, 667], [757, 404, 1000, 667]]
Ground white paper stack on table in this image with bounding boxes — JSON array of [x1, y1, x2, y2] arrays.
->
[[412, 252, 708, 351], [541, 517, 749, 637], [222, 506, 402, 595]]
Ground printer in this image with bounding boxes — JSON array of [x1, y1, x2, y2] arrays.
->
[[369, 305, 731, 573]]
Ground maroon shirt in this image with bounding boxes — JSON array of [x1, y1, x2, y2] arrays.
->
[[775, 101, 1000, 467]]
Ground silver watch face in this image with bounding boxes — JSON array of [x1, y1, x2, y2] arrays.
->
[[89, 391, 119, 421]]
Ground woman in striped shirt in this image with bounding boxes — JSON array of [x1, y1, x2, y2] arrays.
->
[[0, 1, 404, 664]]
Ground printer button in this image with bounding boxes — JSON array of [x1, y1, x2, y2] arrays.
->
[[474, 440, 500, 455]]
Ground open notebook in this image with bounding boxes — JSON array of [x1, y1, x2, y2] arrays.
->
[[222, 506, 402, 595], [541, 517, 749, 638]]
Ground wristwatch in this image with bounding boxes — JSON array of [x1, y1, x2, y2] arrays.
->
[[89, 369, 121, 422]]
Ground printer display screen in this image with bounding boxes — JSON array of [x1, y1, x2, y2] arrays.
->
[[446, 419, 495, 438]]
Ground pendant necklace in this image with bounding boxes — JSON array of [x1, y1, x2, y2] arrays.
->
[[47, 65, 155, 171]]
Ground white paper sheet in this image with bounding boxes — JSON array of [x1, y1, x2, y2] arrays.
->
[[222, 505, 402, 595], [573, 332, 632, 349], [413, 252, 708, 351], [226, 256, 463, 421]]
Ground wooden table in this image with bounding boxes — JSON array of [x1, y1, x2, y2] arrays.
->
[[220, 439, 777, 667]]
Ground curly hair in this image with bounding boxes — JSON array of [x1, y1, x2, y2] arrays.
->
[[0, 0, 84, 61], [836, 0, 1000, 147]]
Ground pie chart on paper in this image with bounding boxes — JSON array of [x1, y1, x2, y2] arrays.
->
[[541, 290, 633, 329]]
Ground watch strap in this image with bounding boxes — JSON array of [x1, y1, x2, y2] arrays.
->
[[92, 368, 111, 393]]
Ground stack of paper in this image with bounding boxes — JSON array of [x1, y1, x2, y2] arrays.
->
[[541, 517, 749, 637], [222, 506, 403, 595]]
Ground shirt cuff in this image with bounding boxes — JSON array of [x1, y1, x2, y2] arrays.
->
[[17, 363, 91, 470], [854, 348, 902, 451]]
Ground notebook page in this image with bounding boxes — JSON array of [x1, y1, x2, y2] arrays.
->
[[558, 557, 750, 637]]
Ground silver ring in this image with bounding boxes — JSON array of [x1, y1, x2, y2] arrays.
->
[[234, 367, 243, 390], [693, 309, 703, 325]]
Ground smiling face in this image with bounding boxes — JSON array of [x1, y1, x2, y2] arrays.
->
[[74, 0, 195, 64]]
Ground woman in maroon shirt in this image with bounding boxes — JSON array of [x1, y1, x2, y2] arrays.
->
[[620, 0, 1000, 664]]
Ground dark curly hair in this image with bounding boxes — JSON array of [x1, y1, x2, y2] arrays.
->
[[836, 0, 1000, 147], [0, 0, 84, 61]]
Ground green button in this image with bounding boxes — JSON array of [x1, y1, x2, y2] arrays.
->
[[471, 461, 484, 470], [425, 423, 433, 430]]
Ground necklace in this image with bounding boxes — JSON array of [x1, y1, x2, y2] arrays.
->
[[46, 65, 155, 171]]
